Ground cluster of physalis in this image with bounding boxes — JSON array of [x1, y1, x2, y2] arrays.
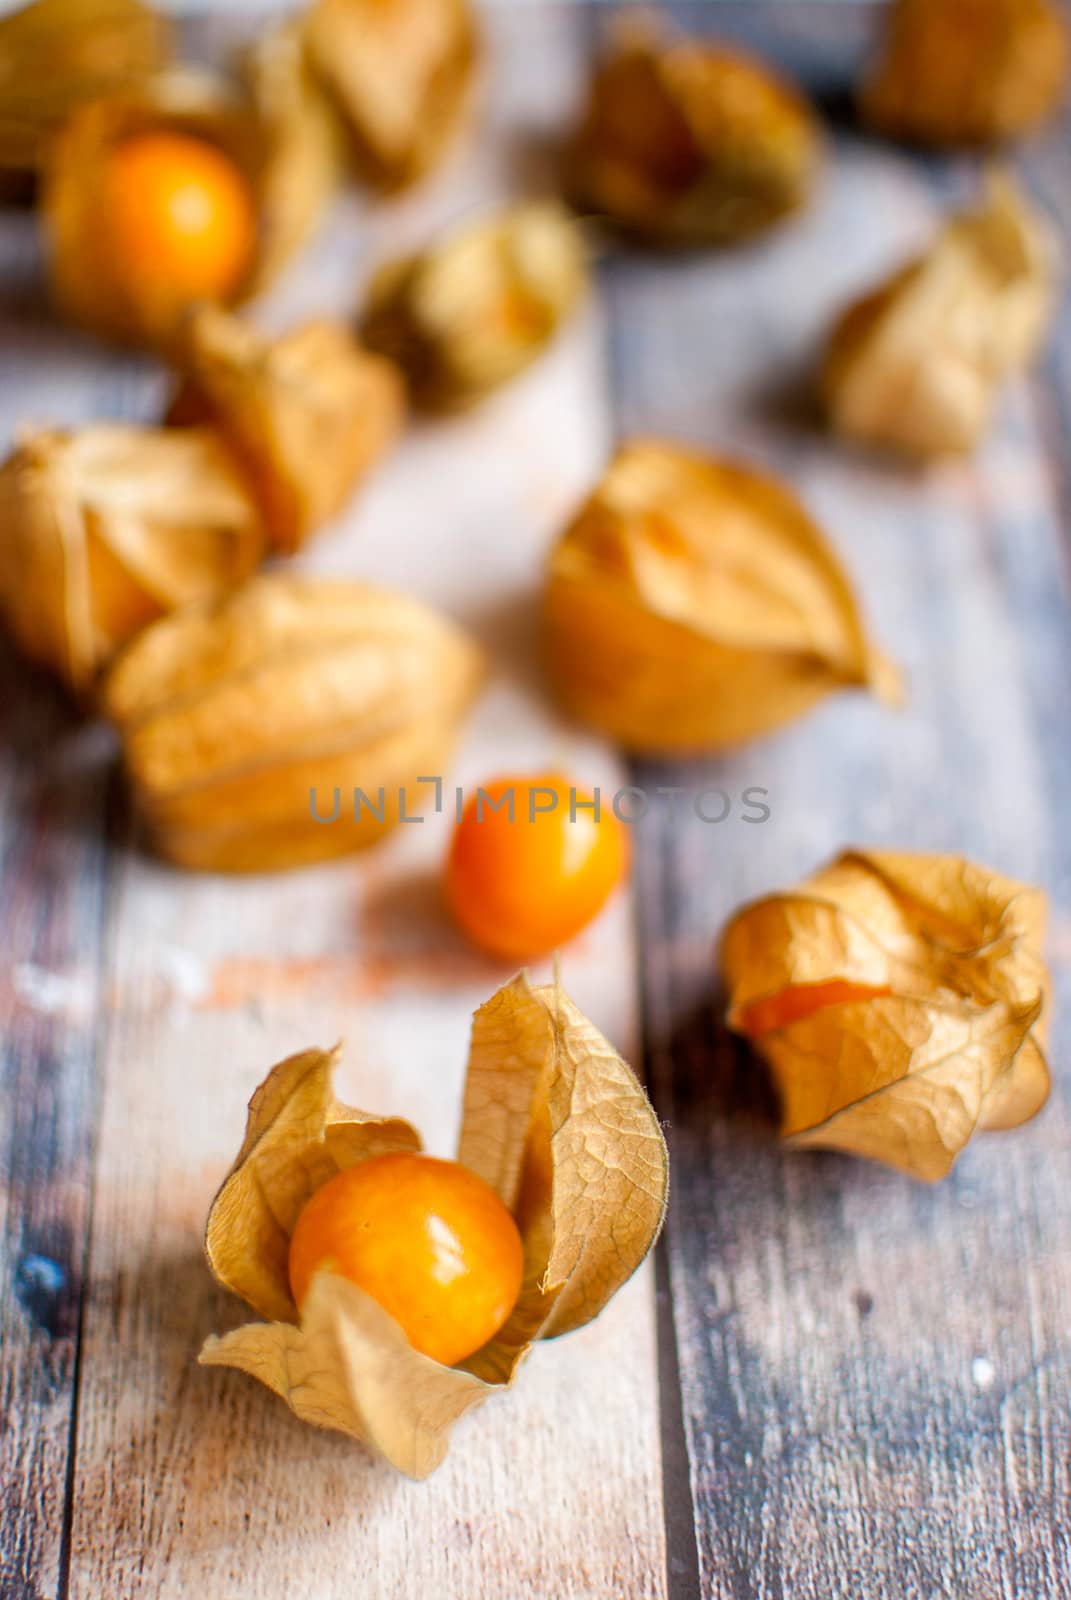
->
[[0, 0, 1062, 1476], [200, 845, 1050, 1475]]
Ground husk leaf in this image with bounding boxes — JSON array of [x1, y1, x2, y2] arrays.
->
[[204, 1046, 422, 1323], [239, 18, 347, 289], [0, 424, 263, 697], [721, 848, 1051, 1181], [0, 0, 171, 187], [199, 973, 668, 1476], [457, 975, 669, 1346], [101, 574, 485, 871], [570, 16, 822, 247], [860, 0, 1069, 147], [42, 67, 260, 349], [544, 438, 901, 754], [169, 305, 405, 552], [304, 0, 478, 190], [362, 203, 587, 411], [823, 173, 1060, 458]]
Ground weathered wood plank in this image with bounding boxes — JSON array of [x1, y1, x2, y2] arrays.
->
[[604, 5, 1071, 1596], [0, 211, 158, 1600], [0, 655, 112, 1600], [50, 8, 669, 1598]]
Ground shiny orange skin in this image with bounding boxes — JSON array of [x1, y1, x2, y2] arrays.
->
[[103, 131, 256, 317], [445, 773, 629, 962], [741, 979, 892, 1037], [287, 1153, 524, 1367]]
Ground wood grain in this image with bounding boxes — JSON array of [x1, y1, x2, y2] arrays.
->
[[0, 657, 111, 1600], [603, 5, 1071, 1596], [0, 209, 157, 1600]]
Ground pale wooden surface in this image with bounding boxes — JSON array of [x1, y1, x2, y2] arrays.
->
[[3, 3, 1071, 1598], [1, 7, 667, 1598]]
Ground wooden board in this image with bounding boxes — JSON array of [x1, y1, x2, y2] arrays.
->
[[608, 5, 1071, 1596], [1, 8, 664, 1598], [2, 3, 1070, 1597]]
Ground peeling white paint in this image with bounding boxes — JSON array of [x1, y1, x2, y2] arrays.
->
[[12, 963, 95, 1019], [971, 1356, 996, 1391]]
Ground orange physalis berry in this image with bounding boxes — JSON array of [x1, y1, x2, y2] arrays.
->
[[287, 1152, 524, 1368], [103, 131, 256, 320], [739, 979, 893, 1038], [445, 773, 629, 962]]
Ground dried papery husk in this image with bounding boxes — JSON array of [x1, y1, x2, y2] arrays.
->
[[238, 18, 346, 289], [0, 0, 170, 192], [42, 67, 261, 349], [101, 574, 484, 872], [168, 305, 405, 553], [543, 438, 900, 754], [0, 424, 264, 697], [305, 0, 478, 190], [570, 17, 822, 247], [823, 174, 1060, 459], [199, 973, 668, 1476], [721, 849, 1051, 1181], [362, 203, 588, 410], [861, 0, 1069, 147]]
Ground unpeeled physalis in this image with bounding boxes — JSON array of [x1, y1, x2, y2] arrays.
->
[[238, 19, 346, 288], [169, 305, 405, 554], [0, 0, 170, 193], [305, 0, 478, 190], [861, 0, 1069, 147], [101, 575, 483, 871], [199, 972, 668, 1476], [570, 17, 822, 246], [543, 440, 900, 754], [0, 424, 262, 698], [722, 849, 1051, 1181], [823, 174, 1060, 459], [362, 204, 587, 411]]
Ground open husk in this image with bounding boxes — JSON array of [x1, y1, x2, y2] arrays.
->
[[200, 972, 669, 1477], [42, 69, 258, 348], [823, 174, 1060, 458], [861, 0, 1069, 147], [239, 18, 346, 288], [42, 60, 338, 348], [0, 424, 263, 697], [0, 0, 170, 190], [101, 574, 484, 871], [721, 849, 1051, 1181], [543, 439, 900, 754], [362, 203, 588, 410], [304, 0, 478, 190], [169, 305, 405, 553], [570, 17, 822, 246]]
